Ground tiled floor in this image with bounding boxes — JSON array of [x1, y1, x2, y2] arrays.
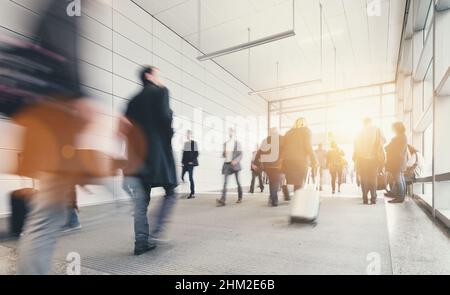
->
[[0, 188, 448, 275]]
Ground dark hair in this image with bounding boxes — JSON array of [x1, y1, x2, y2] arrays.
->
[[140, 66, 155, 85], [392, 122, 406, 135]]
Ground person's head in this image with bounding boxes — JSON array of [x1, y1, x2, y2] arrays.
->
[[140, 66, 160, 85], [294, 117, 307, 129], [186, 130, 192, 140], [392, 122, 406, 136], [363, 117, 372, 127], [330, 141, 338, 149]]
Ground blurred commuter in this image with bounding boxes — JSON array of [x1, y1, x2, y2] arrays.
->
[[327, 142, 345, 194], [256, 128, 284, 206], [385, 122, 408, 204], [217, 128, 243, 206], [181, 130, 199, 199], [353, 118, 385, 205], [122, 66, 177, 255], [249, 145, 264, 194], [313, 144, 327, 191], [11, 0, 101, 275], [404, 145, 423, 196], [61, 185, 82, 233], [281, 118, 317, 194]]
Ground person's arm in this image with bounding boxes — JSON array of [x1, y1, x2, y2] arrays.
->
[[305, 129, 317, 167], [232, 142, 243, 165], [193, 141, 199, 159], [181, 143, 187, 165], [222, 143, 226, 158]]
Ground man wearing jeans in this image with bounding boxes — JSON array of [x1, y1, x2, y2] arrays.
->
[[353, 118, 385, 205], [123, 66, 177, 255], [217, 128, 243, 206]]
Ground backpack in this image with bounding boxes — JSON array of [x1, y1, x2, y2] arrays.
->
[[0, 35, 69, 117]]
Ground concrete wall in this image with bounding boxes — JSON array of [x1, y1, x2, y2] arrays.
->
[[0, 0, 267, 215]]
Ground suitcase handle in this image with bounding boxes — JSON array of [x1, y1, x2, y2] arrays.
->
[[305, 167, 320, 191]]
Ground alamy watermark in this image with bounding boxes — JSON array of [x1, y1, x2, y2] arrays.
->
[[66, 252, 81, 275], [66, 0, 81, 17], [366, 252, 381, 275], [172, 108, 280, 163], [367, 0, 382, 17]]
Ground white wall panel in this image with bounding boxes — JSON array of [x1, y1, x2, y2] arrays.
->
[[0, 0, 266, 215]]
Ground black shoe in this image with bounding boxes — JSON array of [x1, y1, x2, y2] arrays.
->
[[216, 199, 226, 207], [134, 242, 157, 256], [187, 194, 195, 199], [363, 200, 369, 205], [260, 187, 264, 193], [384, 191, 395, 198], [371, 200, 377, 205], [389, 198, 404, 204], [332, 191, 336, 195], [236, 199, 242, 204], [248, 191, 254, 194]]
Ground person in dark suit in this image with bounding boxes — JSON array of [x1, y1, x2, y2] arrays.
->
[[181, 130, 199, 199], [385, 122, 408, 204], [327, 141, 346, 194], [123, 66, 178, 255], [249, 145, 264, 194], [256, 128, 284, 206], [281, 118, 317, 194], [217, 128, 243, 206]]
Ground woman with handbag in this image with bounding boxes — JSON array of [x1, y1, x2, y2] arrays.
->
[[385, 122, 408, 203]]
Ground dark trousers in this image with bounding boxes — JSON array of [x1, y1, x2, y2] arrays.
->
[[182, 165, 195, 195], [329, 167, 343, 192], [268, 171, 281, 205], [221, 170, 243, 202], [249, 170, 264, 193], [358, 159, 378, 203]]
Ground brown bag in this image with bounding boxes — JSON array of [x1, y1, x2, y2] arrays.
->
[[14, 101, 118, 180]]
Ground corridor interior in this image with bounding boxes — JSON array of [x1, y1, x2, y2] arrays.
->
[[1, 0, 450, 275]]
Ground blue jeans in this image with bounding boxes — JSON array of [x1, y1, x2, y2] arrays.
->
[[391, 171, 406, 200], [123, 177, 176, 244], [17, 173, 71, 275], [221, 169, 243, 201]]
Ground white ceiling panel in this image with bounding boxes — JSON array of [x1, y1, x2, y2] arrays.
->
[[137, 0, 406, 100]]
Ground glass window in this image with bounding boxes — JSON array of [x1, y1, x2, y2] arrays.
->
[[423, 0, 434, 43], [423, 60, 433, 111], [423, 123, 433, 177], [382, 95, 396, 117]]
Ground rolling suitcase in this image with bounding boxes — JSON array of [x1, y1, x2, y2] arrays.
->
[[290, 169, 320, 223], [10, 188, 36, 237]]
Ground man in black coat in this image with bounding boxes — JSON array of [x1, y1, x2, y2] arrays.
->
[[181, 130, 199, 199], [123, 66, 178, 255]]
